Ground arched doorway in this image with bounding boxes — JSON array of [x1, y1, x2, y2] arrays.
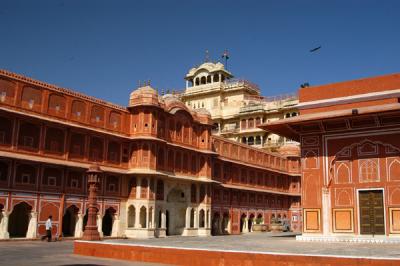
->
[[190, 209, 195, 228], [248, 214, 255, 232], [127, 205, 135, 228], [166, 188, 186, 235], [240, 213, 246, 233], [211, 212, 220, 236], [8, 202, 32, 238], [62, 205, 79, 237], [199, 209, 205, 228], [139, 206, 147, 228], [102, 208, 115, 236]]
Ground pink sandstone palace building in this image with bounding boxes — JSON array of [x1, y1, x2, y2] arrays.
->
[[0, 69, 301, 240], [262, 73, 400, 242]]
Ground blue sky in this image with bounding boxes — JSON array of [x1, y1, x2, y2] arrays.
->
[[1, 0, 399, 106]]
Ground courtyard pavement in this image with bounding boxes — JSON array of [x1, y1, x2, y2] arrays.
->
[[100, 232, 400, 259], [2, 233, 400, 266], [0, 240, 166, 266]]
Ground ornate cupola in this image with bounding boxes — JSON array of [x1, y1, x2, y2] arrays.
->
[[184, 62, 233, 89], [128, 82, 160, 108]]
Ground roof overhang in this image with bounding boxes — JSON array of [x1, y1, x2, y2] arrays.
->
[[259, 103, 400, 141]]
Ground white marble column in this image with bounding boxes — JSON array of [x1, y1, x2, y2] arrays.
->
[[322, 187, 331, 236], [135, 206, 140, 228], [75, 212, 84, 237], [0, 211, 9, 239], [152, 208, 155, 229], [161, 210, 166, 228], [111, 215, 119, 237], [194, 209, 199, 228], [185, 208, 190, 229], [97, 214, 103, 237], [146, 208, 150, 229], [26, 212, 38, 239], [207, 209, 211, 228]]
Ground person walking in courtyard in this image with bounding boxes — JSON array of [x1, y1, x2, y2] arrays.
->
[[41, 215, 53, 242]]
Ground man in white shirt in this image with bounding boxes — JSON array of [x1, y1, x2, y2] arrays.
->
[[41, 215, 52, 242]]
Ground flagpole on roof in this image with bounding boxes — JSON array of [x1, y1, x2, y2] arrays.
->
[[221, 50, 230, 70]]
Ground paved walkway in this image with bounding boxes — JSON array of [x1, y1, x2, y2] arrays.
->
[[101, 233, 400, 259], [0, 240, 165, 266]]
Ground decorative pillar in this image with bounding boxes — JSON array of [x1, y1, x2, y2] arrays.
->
[[82, 164, 103, 241], [96, 214, 103, 237], [152, 208, 155, 229], [194, 209, 199, 228], [111, 215, 119, 237], [146, 208, 149, 228], [161, 210, 166, 228], [75, 212, 84, 238], [185, 208, 190, 229], [0, 211, 9, 239], [322, 187, 331, 236], [26, 212, 38, 239], [186, 80, 189, 89], [135, 206, 140, 228]]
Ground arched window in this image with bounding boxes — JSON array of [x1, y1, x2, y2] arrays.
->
[[241, 119, 246, 129], [128, 205, 135, 228], [199, 209, 205, 228], [71, 100, 86, 121], [248, 136, 254, 145], [213, 74, 219, 82], [248, 118, 254, 128], [360, 159, 378, 182], [206, 75, 211, 83], [140, 206, 147, 228], [200, 76, 206, 85]]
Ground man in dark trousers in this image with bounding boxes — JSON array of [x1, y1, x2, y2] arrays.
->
[[41, 215, 52, 242]]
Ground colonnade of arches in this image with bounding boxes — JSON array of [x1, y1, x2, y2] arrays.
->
[[0, 202, 118, 239], [187, 73, 226, 88], [127, 205, 154, 230]]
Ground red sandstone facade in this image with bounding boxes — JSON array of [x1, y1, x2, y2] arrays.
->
[[262, 73, 400, 241], [0, 69, 301, 239]]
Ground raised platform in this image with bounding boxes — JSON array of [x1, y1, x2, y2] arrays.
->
[[74, 233, 400, 265]]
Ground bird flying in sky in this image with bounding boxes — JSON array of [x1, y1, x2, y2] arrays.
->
[[310, 46, 321, 52]]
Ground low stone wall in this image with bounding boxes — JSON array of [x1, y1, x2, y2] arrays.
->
[[74, 241, 400, 266]]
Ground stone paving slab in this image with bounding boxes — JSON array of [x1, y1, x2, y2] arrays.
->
[[100, 233, 400, 259], [0, 240, 167, 266]]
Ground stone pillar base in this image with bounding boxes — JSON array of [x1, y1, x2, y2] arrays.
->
[[197, 228, 211, 236], [125, 228, 155, 238], [182, 228, 198, 236], [82, 226, 101, 241], [155, 228, 166, 238]]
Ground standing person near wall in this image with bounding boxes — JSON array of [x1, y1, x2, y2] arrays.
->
[[41, 216, 52, 242]]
